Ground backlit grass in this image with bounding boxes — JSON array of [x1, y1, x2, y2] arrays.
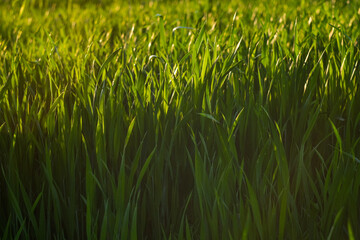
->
[[0, 0, 360, 239]]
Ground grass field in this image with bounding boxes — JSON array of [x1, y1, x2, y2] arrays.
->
[[1, 0, 360, 239]]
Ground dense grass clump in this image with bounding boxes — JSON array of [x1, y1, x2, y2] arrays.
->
[[1, 0, 360, 239]]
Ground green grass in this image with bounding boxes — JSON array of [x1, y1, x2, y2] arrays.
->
[[0, 0, 360, 239]]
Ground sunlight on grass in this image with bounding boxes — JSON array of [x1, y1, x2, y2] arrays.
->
[[0, 0, 360, 239]]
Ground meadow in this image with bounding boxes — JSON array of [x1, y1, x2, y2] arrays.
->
[[0, 0, 360, 239]]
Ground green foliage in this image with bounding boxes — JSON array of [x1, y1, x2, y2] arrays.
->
[[0, 0, 360, 239]]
